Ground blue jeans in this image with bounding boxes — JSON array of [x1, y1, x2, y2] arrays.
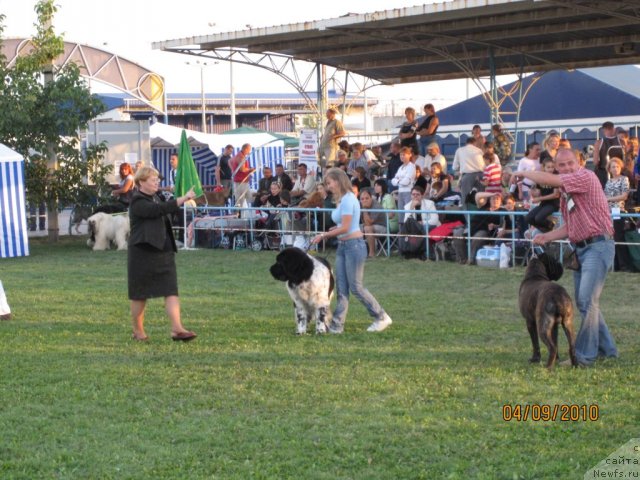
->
[[573, 239, 617, 365], [332, 238, 385, 331]]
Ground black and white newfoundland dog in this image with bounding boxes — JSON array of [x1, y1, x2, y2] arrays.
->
[[519, 252, 577, 369], [270, 247, 334, 335]]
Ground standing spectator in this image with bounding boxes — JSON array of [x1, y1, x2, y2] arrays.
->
[[604, 157, 633, 271], [310, 168, 393, 333], [373, 179, 399, 234], [471, 125, 485, 149], [391, 146, 416, 224], [491, 124, 512, 166], [358, 187, 387, 258], [424, 142, 447, 172], [385, 141, 402, 192], [481, 152, 502, 195], [230, 143, 255, 206], [398, 107, 418, 154], [417, 103, 439, 156], [515, 148, 618, 367], [128, 166, 197, 342], [168, 153, 178, 190], [524, 157, 560, 232], [539, 132, 560, 163], [593, 121, 624, 189], [215, 144, 234, 193], [290, 163, 316, 205], [319, 108, 346, 168], [274, 163, 293, 192], [452, 137, 485, 205]]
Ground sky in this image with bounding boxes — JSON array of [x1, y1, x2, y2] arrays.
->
[[0, 0, 481, 111]]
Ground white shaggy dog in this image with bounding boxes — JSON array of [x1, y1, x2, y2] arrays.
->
[[86, 212, 130, 251], [270, 247, 334, 334]]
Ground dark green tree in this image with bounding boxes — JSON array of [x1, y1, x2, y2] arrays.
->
[[0, 1, 110, 242]]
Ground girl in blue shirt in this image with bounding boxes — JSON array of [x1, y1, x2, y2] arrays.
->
[[311, 168, 392, 333]]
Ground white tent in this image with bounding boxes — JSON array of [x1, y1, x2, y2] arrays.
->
[[149, 122, 284, 152], [0, 144, 29, 258]]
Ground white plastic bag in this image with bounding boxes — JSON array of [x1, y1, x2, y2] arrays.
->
[[499, 243, 511, 269]]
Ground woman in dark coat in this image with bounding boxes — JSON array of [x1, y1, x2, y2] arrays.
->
[[128, 166, 197, 342]]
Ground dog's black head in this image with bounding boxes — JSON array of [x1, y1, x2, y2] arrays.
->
[[526, 252, 564, 282], [269, 247, 314, 285]]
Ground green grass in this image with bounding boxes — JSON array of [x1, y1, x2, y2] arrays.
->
[[0, 237, 638, 479]]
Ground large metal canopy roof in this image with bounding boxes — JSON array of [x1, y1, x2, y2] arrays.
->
[[154, 0, 640, 84]]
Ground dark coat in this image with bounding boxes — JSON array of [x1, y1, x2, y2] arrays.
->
[[128, 191, 179, 252]]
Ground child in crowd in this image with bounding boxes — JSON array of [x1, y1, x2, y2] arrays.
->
[[481, 152, 502, 194], [524, 157, 560, 232]]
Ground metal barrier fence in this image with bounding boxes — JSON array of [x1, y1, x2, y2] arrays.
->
[[180, 205, 640, 267]]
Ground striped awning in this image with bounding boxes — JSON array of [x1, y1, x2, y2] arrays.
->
[[0, 144, 29, 258]]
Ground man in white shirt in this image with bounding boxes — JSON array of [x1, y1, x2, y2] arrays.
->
[[290, 163, 317, 205], [424, 142, 447, 172], [452, 137, 485, 204]]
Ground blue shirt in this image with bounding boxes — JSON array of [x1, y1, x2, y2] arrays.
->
[[331, 192, 361, 239]]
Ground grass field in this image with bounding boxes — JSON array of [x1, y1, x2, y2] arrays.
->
[[0, 237, 638, 479]]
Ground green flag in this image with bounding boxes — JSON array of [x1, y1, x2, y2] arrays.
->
[[175, 129, 204, 198]]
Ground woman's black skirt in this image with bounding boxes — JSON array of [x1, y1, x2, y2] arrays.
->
[[128, 243, 178, 300]]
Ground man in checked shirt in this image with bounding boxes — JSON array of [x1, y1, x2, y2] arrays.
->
[[513, 148, 618, 367]]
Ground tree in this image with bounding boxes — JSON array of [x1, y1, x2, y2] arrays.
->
[[0, 0, 110, 242]]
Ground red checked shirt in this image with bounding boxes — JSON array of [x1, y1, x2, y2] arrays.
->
[[559, 168, 613, 243]]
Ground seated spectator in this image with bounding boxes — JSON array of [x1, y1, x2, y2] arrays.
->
[[373, 179, 399, 234], [253, 166, 279, 207], [524, 156, 560, 232], [347, 143, 369, 177], [111, 162, 135, 209], [258, 181, 282, 211], [414, 164, 429, 193], [425, 162, 452, 202], [290, 163, 316, 205], [481, 152, 502, 194], [403, 186, 440, 230], [558, 138, 571, 149], [336, 149, 349, 170], [604, 157, 633, 271], [453, 191, 505, 265], [351, 166, 371, 193], [425, 142, 447, 172], [274, 163, 293, 192], [495, 193, 521, 242], [359, 187, 387, 257]]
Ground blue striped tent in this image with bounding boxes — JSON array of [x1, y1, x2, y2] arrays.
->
[[152, 144, 285, 191], [0, 144, 29, 258]]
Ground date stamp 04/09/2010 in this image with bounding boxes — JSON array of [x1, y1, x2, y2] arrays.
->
[[501, 403, 599, 422]]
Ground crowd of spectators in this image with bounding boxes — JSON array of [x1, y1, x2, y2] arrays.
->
[[217, 112, 639, 269]]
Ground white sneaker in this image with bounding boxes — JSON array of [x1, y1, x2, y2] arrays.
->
[[367, 314, 392, 332]]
